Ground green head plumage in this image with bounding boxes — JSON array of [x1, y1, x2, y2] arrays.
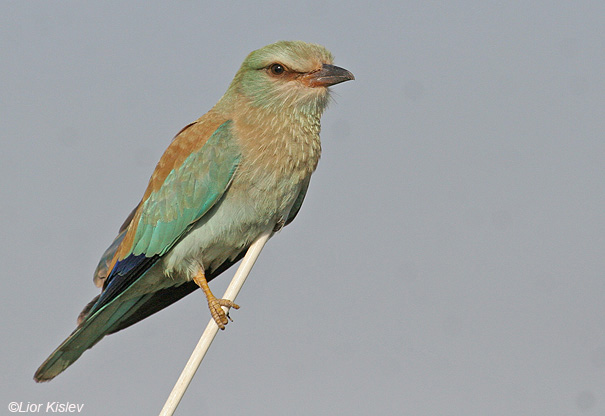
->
[[221, 41, 354, 115]]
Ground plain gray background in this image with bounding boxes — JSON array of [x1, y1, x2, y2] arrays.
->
[[2, 1, 604, 415]]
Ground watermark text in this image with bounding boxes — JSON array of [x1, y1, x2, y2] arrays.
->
[[8, 402, 84, 413]]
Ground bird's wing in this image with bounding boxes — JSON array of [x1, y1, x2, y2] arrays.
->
[[34, 117, 241, 382], [89, 118, 241, 313], [285, 176, 311, 226], [92, 204, 139, 288]]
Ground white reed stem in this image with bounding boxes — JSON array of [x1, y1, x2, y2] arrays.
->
[[159, 230, 272, 416]]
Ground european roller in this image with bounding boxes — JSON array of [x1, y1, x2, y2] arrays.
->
[[34, 40, 354, 382]]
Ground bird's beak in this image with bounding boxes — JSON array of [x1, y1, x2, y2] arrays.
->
[[302, 64, 355, 88]]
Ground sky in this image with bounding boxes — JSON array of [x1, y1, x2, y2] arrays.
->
[[1, 1, 604, 415]]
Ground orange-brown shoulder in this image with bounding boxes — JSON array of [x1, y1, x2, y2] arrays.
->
[[108, 110, 228, 268], [144, 111, 228, 200]]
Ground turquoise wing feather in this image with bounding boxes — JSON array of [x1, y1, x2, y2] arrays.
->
[[131, 120, 241, 257]]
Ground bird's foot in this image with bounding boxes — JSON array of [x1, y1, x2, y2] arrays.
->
[[193, 269, 240, 330], [207, 296, 240, 330]]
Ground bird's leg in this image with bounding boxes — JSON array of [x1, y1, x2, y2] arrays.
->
[[193, 270, 239, 330]]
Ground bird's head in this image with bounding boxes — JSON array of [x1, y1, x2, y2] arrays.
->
[[222, 41, 354, 115]]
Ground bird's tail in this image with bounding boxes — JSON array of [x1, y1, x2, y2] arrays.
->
[[34, 252, 244, 382], [33, 294, 152, 382]]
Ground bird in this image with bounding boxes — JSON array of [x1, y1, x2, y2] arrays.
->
[[34, 40, 354, 382]]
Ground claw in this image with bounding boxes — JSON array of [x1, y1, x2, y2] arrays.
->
[[208, 298, 240, 330]]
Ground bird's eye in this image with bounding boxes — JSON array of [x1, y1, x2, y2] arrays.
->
[[269, 63, 285, 75]]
